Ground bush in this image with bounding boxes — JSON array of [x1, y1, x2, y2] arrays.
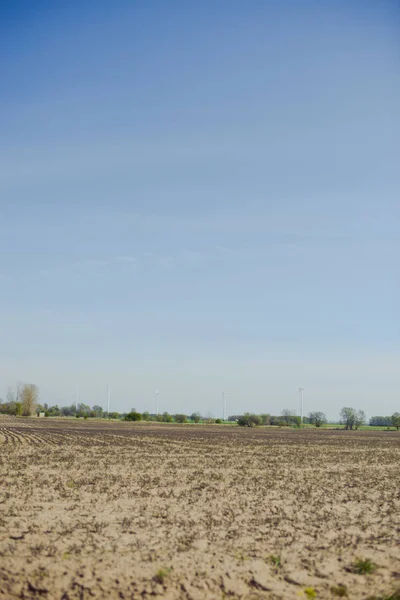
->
[[124, 412, 142, 422], [260, 414, 271, 425], [174, 414, 187, 423], [215, 418, 222, 424], [107, 412, 120, 419], [291, 415, 302, 428], [237, 414, 261, 427]]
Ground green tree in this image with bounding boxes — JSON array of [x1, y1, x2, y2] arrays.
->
[[190, 412, 201, 423], [281, 409, 295, 425], [260, 414, 271, 425], [237, 413, 261, 427], [308, 411, 327, 428], [391, 412, 400, 430], [77, 403, 91, 417], [369, 415, 392, 426], [174, 414, 187, 423], [291, 415, 302, 428], [124, 411, 142, 421]]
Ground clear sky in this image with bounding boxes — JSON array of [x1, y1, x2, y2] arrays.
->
[[1, 1, 399, 419]]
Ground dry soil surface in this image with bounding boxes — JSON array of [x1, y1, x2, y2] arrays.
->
[[0, 417, 399, 600]]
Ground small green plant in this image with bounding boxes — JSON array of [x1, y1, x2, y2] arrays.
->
[[304, 588, 317, 599], [269, 554, 281, 568], [215, 419, 222, 424], [154, 568, 171, 584], [353, 558, 376, 574], [331, 584, 347, 597]]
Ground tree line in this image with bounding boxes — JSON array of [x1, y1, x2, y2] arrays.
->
[[1, 383, 399, 430]]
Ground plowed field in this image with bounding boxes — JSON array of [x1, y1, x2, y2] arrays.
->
[[0, 416, 399, 599]]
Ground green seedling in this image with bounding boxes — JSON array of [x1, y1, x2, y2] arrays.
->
[[353, 559, 376, 575]]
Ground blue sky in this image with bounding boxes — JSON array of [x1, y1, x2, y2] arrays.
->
[[1, 1, 399, 418]]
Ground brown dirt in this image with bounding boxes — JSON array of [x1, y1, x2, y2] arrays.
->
[[0, 416, 399, 600]]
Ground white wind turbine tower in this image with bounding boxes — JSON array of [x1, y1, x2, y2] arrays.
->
[[222, 391, 227, 421], [299, 387, 304, 426], [76, 385, 79, 411], [106, 384, 110, 414], [156, 390, 159, 416]]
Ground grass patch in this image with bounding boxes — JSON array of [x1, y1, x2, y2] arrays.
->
[[154, 568, 171, 584], [331, 584, 347, 597], [269, 554, 281, 568], [353, 558, 376, 574]]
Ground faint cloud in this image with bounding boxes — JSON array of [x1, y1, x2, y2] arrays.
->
[[156, 255, 175, 269], [76, 259, 109, 268], [181, 249, 205, 266], [215, 245, 239, 256], [115, 256, 137, 264]]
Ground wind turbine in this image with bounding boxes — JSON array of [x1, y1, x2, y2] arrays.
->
[[299, 387, 304, 426], [156, 390, 159, 416], [222, 391, 227, 421], [106, 384, 110, 414]]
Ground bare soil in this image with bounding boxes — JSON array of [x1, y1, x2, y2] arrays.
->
[[0, 416, 399, 599]]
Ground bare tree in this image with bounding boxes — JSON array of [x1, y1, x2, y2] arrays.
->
[[340, 407, 365, 430], [340, 407, 356, 430], [354, 410, 365, 430], [21, 384, 39, 416], [6, 382, 23, 404]]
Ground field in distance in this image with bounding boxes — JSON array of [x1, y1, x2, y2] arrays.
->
[[0, 416, 399, 600]]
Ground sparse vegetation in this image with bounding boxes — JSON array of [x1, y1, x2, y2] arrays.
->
[[269, 554, 281, 568], [0, 415, 398, 599], [331, 584, 348, 597], [353, 558, 377, 574], [154, 568, 171, 584]]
